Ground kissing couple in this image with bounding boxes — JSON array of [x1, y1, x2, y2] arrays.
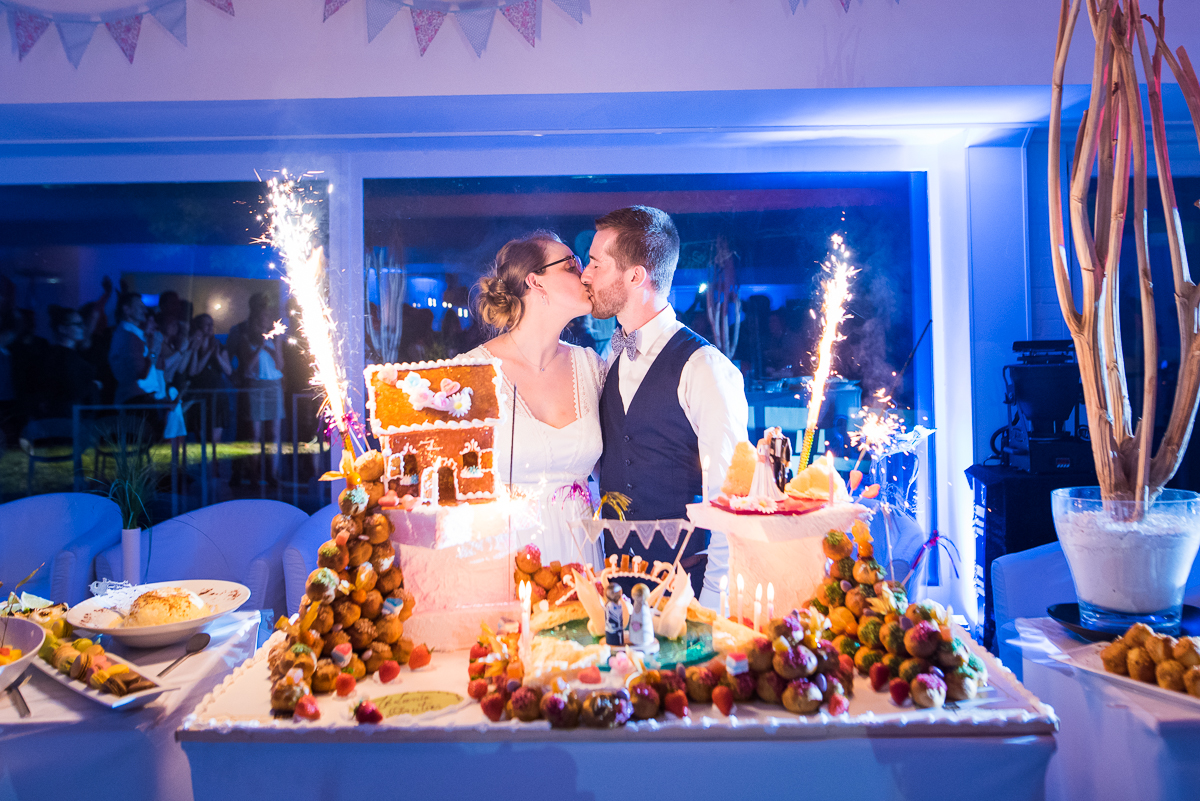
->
[[468, 206, 749, 607]]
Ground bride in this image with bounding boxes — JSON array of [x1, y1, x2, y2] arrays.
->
[[467, 231, 605, 567]]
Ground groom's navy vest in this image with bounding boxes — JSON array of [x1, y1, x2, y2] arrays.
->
[[600, 326, 709, 596]]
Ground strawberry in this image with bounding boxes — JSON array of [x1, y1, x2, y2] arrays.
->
[[334, 673, 356, 697], [664, 689, 689, 718], [377, 660, 401, 684], [838, 654, 855, 679], [480, 691, 507, 722], [888, 677, 910, 706], [354, 700, 383, 724], [294, 695, 321, 721], [469, 642, 490, 662], [467, 660, 486, 679], [826, 692, 850, 716], [408, 644, 432, 670], [869, 662, 891, 693], [578, 666, 602, 684], [467, 678, 489, 700], [712, 685, 734, 716]]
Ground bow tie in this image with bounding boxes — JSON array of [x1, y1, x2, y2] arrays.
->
[[610, 326, 640, 362]]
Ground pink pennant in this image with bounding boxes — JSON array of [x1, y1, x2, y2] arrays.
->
[[502, 0, 537, 47], [14, 10, 51, 60], [324, 0, 351, 21], [411, 9, 446, 56], [202, 0, 236, 16], [106, 16, 142, 64], [840, 0, 851, 10]]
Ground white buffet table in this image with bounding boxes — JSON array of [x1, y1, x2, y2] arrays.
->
[[0, 611, 260, 801], [1011, 617, 1200, 801]]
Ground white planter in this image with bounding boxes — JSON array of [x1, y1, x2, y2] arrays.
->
[[121, 527, 142, 585]]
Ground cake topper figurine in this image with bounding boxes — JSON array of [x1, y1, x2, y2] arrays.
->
[[627, 583, 660, 655], [604, 582, 625, 646], [766, 426, 793, 491]]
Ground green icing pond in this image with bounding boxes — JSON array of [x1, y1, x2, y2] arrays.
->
[[539, 618, 715, 670]]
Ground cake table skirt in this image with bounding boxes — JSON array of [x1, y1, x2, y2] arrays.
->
[[182, 736, 1053, 801]]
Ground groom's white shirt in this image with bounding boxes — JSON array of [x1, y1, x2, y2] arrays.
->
[[608, 305, 749, 606]]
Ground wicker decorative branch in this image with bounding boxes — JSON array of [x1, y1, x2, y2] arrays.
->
[[1049, 0, 1200, 510]]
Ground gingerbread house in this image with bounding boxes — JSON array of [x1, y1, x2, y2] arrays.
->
[[365, 357, 505, 504]]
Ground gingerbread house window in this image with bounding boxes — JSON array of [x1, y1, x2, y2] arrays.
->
[[461, 449, 481, 478], [401, 452, 419, 484]]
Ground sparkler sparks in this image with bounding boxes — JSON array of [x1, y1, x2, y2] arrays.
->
[[799, 234, 858, 467], [264, 319, 288, 340], [258, 174, 354, 454]]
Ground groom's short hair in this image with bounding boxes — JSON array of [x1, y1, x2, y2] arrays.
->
[[594, 206, 680, 294]]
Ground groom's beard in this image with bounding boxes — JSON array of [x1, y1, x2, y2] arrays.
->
[[588, 280, 628, 320]]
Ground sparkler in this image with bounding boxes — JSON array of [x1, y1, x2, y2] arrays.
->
[[264, 319, 288, 340], [259, 174, 357, 462], [798, 234, 858, 467], [850, 408, 904, 474]]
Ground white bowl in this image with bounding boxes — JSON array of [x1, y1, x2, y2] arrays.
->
[[0, 617, 46, 691], [66, 579, 250, 649]]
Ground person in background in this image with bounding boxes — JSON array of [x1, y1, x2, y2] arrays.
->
[[37, 305, 100, 419], [187, 313, 234, 477], [80, 278, 116, 404], [109, 293, 162, 406], [10, 308, 48, 426], [237, 302, 284, 484], [226, 292, 270, 486]]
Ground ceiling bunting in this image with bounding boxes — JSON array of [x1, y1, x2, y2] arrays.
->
[[411, 8, 445, 56], [840, 0, 851, 11], [2, 0, 230, 66], [325, 1, 585, 57], [501, 0, 536, 47], [324, 0, 351, 20], [789, 0, 801, 12]]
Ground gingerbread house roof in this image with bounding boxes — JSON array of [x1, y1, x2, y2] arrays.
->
[[365, 357, 504, 436]]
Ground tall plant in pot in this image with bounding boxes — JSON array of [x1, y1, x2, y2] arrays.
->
[[94, 417, 157, 585], [1048, 0, 1200, 632]]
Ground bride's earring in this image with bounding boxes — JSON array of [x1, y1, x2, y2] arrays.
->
[[540, 292, 549, 306]]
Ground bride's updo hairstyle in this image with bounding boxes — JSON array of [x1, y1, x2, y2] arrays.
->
[[475, 230, 564, 332]]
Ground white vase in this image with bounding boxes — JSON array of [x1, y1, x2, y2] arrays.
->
[[121, 527, 142, 585]]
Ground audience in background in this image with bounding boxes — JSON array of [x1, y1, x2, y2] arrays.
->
[[236, 299, 285, 485], [187, 313, 234, 476], [37, 305, 101, 419], [108, 293, 162, 406]]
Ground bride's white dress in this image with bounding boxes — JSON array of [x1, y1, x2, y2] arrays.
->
[[468, 342, 606, 568]]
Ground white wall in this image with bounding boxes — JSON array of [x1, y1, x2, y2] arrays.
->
[[3, 0, 1198, 104]]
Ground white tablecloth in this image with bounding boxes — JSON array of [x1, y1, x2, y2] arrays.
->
[[1010, 617, 1200, 801], [0, 611, 260, 801]]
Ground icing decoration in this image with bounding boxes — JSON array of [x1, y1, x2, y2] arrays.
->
[[382, 597, 403, 616], [398, 370, 474, 417], [331, 643, 353, 668], [725, 652, 749, 676]]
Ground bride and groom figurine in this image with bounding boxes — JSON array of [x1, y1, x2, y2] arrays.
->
[[605, 582, 660, 655], [473, 205, 749, 610]]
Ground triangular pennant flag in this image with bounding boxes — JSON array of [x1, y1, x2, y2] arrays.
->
[[657, 520, 685, 549], [365, 0, 402, 43], [106, 16, 142, 64], [581, 519, 607, 544], [12, 10, 51, 60], [634, 522, 657, 550], [56, 20, 97, 68], [550, 0, 587, 24], [502, 0, 537, 47], [201, 0, 236, 16], [607, 520, 633, 549], [840, 0, 851, 11], [324, 0, 351, 21], [411, 9, 445, 56], [789, 0, 802, 13], [456, 7, 495, 57], [151, 0, 188, 45]]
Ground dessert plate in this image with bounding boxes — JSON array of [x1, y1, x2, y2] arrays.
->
[[32, 648, 174, 709], [0, 617, 45, 692], [67, 580, 250, 648], [1051, 643, 1200, 711], [1047, 602, 1200, 642]]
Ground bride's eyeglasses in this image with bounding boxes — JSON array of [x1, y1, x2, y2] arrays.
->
[[538, 254, 583, 274]]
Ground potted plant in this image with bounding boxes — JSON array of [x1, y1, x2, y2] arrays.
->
[[1048, 0, 1200, 633], [93, 417, 157, 585]]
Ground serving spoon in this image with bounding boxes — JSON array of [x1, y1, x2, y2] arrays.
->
[[157, 632, 210, 678]]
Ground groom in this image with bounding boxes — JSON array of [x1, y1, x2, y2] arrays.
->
[[582, 206, 748, 602]]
